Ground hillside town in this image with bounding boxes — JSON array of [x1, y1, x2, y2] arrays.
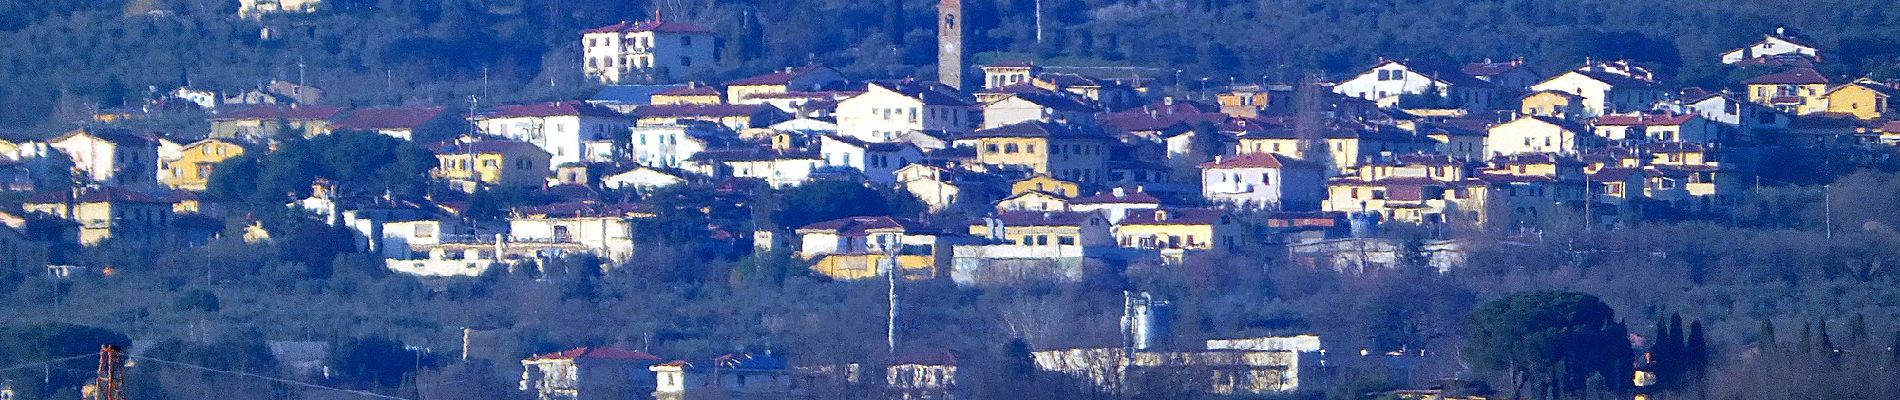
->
[[3, 1, 1900, 399]]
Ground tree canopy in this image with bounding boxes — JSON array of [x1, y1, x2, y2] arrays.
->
[[1464, 291, 1633, 399]]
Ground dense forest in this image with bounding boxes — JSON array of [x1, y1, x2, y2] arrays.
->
[[5, 0, 1900, 130]]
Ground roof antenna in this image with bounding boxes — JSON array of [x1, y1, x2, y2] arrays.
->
[[654, 8, 662, 22]]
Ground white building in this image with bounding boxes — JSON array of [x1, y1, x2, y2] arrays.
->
[[1529, 69, 1666, 118], [48, 128, 158, 188], [582, 19, 718, 84], [602, 166, 687, 190], [818, 135, 924, 185], [629, 122, 731, 169], [1721, 27, 1820, 64], [835, 81, 975, 143], [508, 202, 650, 263], [1592, 113, 1723, 144], [1068, 187, 1161, 224], [473, 101, 633, 169], [238, 0, 321, 18], [1199, 153, 1324, 210], [981, 92, 1099, 129], [1671, 92, 1789, 140], [1331, 60, 1498, 109], [1485, 116, 1589, 157]]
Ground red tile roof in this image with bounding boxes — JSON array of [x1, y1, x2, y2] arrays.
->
[[796, 215, 924, 235], [1119, 208, 1229, 225], [584, 20, 715, 34], [630, 104, 778, 118], [654, 84, 720, 97], [987, 210, 1100, 227], [330, 106, 446, 131], [431, 140, 547, 156], [1744, 68, 1829, 85], [1595, 113, 1698, 126], [963, 121, 1113, 140], [214, 105, 344, 121], [26, 186, 169, 204], [1199, 153, 1288, 169], [480, 101, 623, 119], [725, 66, 836, 86], [1070, 188, 1162, 205], [526, 347, 663, 362]]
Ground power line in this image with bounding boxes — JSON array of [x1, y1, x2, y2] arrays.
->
[[127, 355, 411, 400], [0, 352, 101, 373]]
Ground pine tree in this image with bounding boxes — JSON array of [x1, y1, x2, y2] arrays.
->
[[1652, 316, 1674, 386], [882, 0, 906, 45]]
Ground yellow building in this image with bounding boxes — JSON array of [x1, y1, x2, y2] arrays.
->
[[433, 140, 553, 192], [997, 190, 1070, 212], [723, 66, 846, 102], [968, 210, 1113, 248], [1823, 80, 1895, 120], [1744, 67, 1830, 114], [162, 139, 249, 191], [649, 83, 723, 105], [1010, 175, 1081, 197], [964, 121, 1115, 185], [796, 216, 948, 280], [1519, 90, 1585, 120], [1114, 209, 1241, 253], [23, 187, 175, 245], [1235, 128, 1430, 174]]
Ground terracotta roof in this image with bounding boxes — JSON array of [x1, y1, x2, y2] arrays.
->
[[631, 104, 777, 118], [1462, 59, 1535, 77], [796, 215, 924, 234], [984, 61, 1037, 68], [725, 66, 836, 86], [711, 353, 787, 370], [1119, 208, 1229, 225], [1565, 70, 1659, 88], [26, 186, 169, 204], [330, 106, 446, 131], [1595, 113, 1698, 126], [865, 81, 972, 106], [1883, 121, 1900, 133], [654, 84, 720, 97], [479, 101, 623, 119], [1070, 188, 1162, 205], [987, 210, 1099, 227], [1744, 68, 1829, 85], [584, 20, 715, 34], [1200, 152, 1290, 169], [431, 140, 547, 155], [1589, 167, 1643, 181], [1475, 173, 1557, 183], [998, 91, 1099, 113], [526, 347, 663, 362], [214, 105, 344, 121], [962, 121, 1112, 140], [52, 128, 153, 146], [512, 201, 651, 219]]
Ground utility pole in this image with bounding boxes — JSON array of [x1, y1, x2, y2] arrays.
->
[[885, 241, 900, 355], [1033, 0, 1043, 44], [1824, 183, 1832, 240]]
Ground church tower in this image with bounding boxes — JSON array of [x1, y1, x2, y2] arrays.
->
[[937, 0, 964, 90]]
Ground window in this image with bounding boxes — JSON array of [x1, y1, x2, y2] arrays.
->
[[1036, 235, 1048, 245], [1026, 144, 1036, 153], [1004, 143, 1019, 153], [680, 57, 692, 67], [985, 144, 999, 153], [1057, 236, 1075, 245]]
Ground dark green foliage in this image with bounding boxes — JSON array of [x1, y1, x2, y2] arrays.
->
[[0, 323, 131, 399], [174, 288, 220, 312], [328, 336, 434, 389], [1464, 291, 1632, 398], [208, 131, 436, 211], [767, 180, 916, 229]]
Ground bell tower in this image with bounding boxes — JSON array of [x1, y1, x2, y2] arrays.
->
[[937, 0, 964, 90]]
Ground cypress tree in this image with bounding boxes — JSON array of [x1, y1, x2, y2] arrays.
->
[[1818, 319, 1835, 354], [1798, 321, 1813, 355], [1759, 319, 1778, 354], [1847, 313, 1868, 348], [1686, 321, 1707, 379]]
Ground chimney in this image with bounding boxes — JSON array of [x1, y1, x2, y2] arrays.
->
[[1155, 210, 1168, 221], [1214, 155, 1223, 164], [1163, 96, 1174, 106], [1112, 186, 1126, 197]]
